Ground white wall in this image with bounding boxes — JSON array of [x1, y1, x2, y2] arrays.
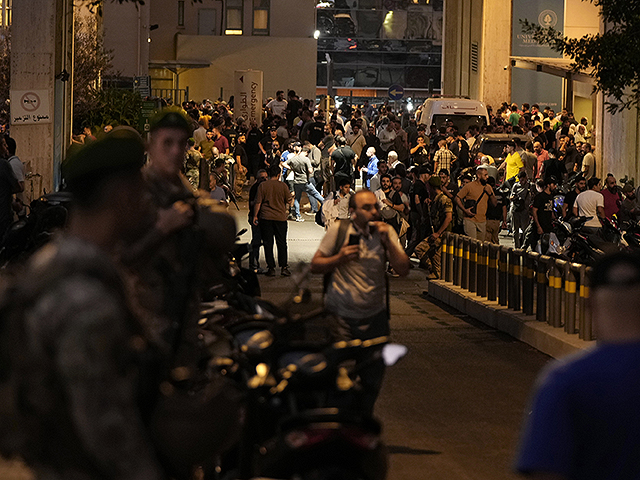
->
[[177, 35, 317, 104], [103, 1, 150, 77], [564, 0, 600, 39]]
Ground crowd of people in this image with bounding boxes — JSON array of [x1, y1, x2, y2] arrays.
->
[[110, 94, 637, 283], [3, 89, 640, 480]]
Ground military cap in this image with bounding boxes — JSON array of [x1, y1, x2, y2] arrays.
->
[[62, 126, 145, 190], [150, 107, 192, 135], [429, 176, 442, 188]]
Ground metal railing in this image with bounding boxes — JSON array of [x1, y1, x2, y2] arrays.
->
[[150, 88, 190, 104], [440, 232, 594, 341]]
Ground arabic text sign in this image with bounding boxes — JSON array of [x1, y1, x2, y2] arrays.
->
[[234, 70, 263, 127], [10, 90, 52, 125]]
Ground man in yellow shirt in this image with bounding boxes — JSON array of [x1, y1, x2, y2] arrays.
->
[[500, 139, 524, 182]]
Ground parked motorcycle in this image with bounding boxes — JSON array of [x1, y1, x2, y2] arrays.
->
[[199, 267, 406, 480], [0, 191, 72, 268]]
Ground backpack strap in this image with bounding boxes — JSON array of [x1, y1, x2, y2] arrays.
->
[[323, 219, 351, 294]]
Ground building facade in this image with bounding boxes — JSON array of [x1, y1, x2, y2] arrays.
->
[[102, 0, 317, 105], [315, 0, 443, 105]]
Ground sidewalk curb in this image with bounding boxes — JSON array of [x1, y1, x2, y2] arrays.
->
[[427, 280, 596, 359]]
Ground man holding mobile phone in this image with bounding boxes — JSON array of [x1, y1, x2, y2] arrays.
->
[[311, 190, 410, 414]]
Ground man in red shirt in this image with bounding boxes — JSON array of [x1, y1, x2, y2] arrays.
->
[[602, 174, 622, 219], [212, 123, 230, 155]]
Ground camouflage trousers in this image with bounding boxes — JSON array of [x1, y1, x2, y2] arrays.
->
[[415, 235, 443, 278], [234, 164, 246, 197]]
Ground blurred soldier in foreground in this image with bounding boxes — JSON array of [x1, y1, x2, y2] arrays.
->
[[122, 109, 240, 477], [0, 128, 166, 479], [516, 252, 640, 479], [123, 108, 235, 361]]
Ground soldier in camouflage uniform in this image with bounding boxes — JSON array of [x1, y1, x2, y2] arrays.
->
[[121, 110, 241, 477], [0, 128, 167, 480], [123, 109, 235, 362], [415, 176, 453, 279]]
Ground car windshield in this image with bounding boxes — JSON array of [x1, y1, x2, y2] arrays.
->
[[431, 114, 486, 133]]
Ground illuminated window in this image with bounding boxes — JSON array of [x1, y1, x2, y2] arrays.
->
[[0, 0, 12, 27], [253, 0, 269, 36], [178, 1, 185, 27], [225, 0, 243, 35]]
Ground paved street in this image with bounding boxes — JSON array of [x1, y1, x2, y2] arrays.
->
[[248, 197, 551, 480], [0, 196, 547, 480]]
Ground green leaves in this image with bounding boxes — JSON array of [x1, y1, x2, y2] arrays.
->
[[81, 88, 143, 129], [520, 0, 640, 113]]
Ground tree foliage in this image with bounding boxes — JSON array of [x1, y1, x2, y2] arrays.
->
[[0, 28, 10, 125], [73, 12, 115, 129], [520, 0, 640, 114], [80, 88, 142, 129]]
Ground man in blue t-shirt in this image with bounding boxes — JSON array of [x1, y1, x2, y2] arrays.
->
[[516, 251, 640, 480]]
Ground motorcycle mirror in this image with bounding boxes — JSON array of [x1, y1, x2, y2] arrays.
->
[[382, 343, 408, 366]]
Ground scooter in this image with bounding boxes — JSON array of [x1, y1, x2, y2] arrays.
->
[[199, 267, 406, 480]]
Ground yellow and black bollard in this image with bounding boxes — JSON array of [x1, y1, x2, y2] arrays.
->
[[548, 258, 564, 328], [461, 237, 470, 290], [488, 244, 499, 301], [522, 252, 535, 316], [508, 248, 521, 311], [477, 242, 488, 298], [498, 246, 509, 306], [535, 253, 549, 323], [564, 263, 580, 334], [440, 233, 449, 282], [579, 266, 594, 341], [454, 235, 463, 286], [469, 240, 478, 293]]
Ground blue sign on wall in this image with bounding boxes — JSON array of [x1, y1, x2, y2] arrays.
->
[[511, 0, 564, 109], [388, 84, 404, 101], [512, 0, 564, 59]]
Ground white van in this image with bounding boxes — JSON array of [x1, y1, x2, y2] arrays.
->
[[417, 97, 489, 133]]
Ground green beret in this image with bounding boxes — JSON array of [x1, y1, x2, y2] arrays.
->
[[150, 107, 191, 135], [62, 126, 145, 189], [429, 176, 442, 188]]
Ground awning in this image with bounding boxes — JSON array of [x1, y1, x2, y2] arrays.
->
[[510, 56, 594, 84], [148, 60, 211, 74]]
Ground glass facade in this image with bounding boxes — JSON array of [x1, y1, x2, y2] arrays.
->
[[0, 0, 12, 27], [316, 0, 443, 91]]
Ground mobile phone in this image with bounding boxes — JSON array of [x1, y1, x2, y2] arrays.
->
[[348, 234, 360, 246]]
